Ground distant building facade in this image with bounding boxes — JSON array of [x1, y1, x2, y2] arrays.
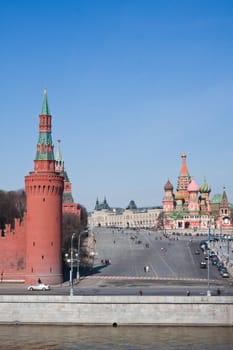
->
[[89, 198, 162, 228]]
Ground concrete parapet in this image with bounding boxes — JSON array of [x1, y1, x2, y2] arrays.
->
[[0, 295, 233, 326]]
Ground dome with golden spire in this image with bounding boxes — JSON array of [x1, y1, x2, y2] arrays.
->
[[200, 178, 211, 193]]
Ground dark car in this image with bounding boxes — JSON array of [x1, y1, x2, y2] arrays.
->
[[199, 241, 208, 250], [209, 251, 216, 258], [195, 249, 200, 255], [212, 258, 219, 266], [200, 261, 207, 268], [217, 262, 225, 271], [210, 254, 218, 259], [220, 267, 229, 278]]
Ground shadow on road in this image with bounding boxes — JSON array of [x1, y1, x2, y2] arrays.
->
[[81, 263, 108, 277]]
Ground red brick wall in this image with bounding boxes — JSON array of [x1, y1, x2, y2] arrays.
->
[[0, 219, 26, 282]]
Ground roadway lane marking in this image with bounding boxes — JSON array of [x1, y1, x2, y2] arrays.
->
[[157, 247, 177, 277], [85, 275, 219, 282], [149, 263, 159, 278]]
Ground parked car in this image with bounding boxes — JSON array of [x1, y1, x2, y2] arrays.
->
[[220, 268, 229, 278], [217, 262, 225, 271], [194, 249, 200, 255], [221, 270, 229, 278], [200, 261, 207, 268], [209, 251, 216, 258], [212, 258, 219, 266], [210, 254, 218, 260], [27, 283, 51, 291], [199, 241, 208, 251]]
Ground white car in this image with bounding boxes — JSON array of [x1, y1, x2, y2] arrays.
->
[[27, 283, 51, 291]]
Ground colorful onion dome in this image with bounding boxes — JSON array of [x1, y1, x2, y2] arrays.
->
[[175, 191, 184, 200], [200, 178, 211, 193], [164, 179, 173, 191], [187, 178, 200, 192]]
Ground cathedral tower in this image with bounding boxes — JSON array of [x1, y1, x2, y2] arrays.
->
[[187, 177, 200, 215], [163, 179, 175, 214], [176, 153, 191, 207], [24, 90, 64, 284]]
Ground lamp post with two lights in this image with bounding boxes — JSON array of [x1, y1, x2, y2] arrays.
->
[[65, 230, 89, 296]]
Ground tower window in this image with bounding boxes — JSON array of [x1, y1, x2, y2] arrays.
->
[[51, 241, 53, 246], [42, 255, 44, 260], [50, 268, 52, 272], [43, 198, 45, 202], [33, 242, 35, 246]]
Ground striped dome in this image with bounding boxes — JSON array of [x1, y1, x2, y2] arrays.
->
[[200, 178, 211, 193]]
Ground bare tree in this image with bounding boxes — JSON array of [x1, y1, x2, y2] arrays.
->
[[62, 205, 88, 252], [0, 189, 26, 230]]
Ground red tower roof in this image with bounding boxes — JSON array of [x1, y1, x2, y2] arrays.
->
[[179, 153, 189, 176]]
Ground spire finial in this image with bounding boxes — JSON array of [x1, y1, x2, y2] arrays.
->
[[41, 88, 50, 115], [56, 139, 62, 162]]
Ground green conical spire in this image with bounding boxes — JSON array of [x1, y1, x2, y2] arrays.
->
[[41, 88, 50, 115], [56, 139, 62, 162], [35, 89, 54, 162]]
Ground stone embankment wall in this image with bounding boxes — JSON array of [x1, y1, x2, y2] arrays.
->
[[1, 295, 233, 326]]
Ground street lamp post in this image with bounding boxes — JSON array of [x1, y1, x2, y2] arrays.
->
[[76, 229, 89, 282], [70, 233, 75, 296], [66, 229, 89, 296], [207, 226, 211, 296], [225, 235, 231, 265]]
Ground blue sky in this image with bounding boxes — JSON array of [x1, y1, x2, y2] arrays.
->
[[1, 0, 233, 211]]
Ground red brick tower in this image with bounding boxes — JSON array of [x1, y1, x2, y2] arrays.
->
[[24, 90, 64, 284], [176, 153, 191, 208], [55, 140, 81, 217]]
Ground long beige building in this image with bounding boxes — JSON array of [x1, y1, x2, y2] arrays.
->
[[88, 198, 162, 229]]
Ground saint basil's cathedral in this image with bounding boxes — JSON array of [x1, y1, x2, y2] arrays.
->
[[162, 153, 233, 231]]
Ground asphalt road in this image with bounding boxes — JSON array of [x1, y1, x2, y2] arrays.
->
[[91, 228, 224, 280], [77, 227, 233, 294], [0, 228, 232, 296]]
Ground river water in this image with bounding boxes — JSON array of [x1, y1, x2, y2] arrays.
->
[[0, 325, 232, 349]]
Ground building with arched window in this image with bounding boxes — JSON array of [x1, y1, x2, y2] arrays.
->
[[89, 198, 162, 229]]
